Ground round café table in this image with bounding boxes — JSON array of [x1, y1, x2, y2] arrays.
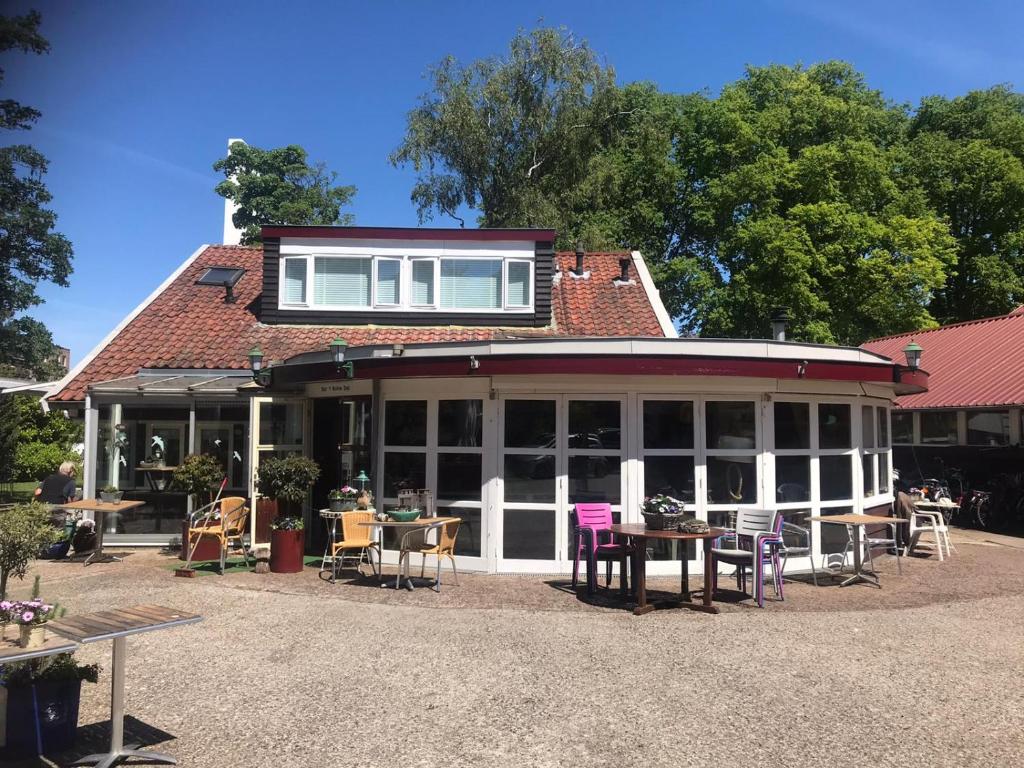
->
[[609, 524, 728, 615]]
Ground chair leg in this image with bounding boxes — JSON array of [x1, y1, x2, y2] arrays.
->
[[571, 534, 581, 588], [448, 554, 459, 586], [421, 553, 426, 579], [435, 554, 442, 591], [605, 557, 613, 589]]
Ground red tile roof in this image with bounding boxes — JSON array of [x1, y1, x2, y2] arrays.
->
[[862, 310, 1024, 409], [51, 245, 667, 402]]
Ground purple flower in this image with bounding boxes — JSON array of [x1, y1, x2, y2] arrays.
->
[[0, 601, 10, 611], [21, 611, 35, 622]]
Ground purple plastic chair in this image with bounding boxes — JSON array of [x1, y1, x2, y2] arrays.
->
[[571, 503, 630, 596]]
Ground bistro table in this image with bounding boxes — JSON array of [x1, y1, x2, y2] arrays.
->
[[810, 513, 909, 588], [609, 524, 727, 615], [135, 466, 177, 493], [358, 517, 454, 591], [48, 605, 203, 768], [59, 499, 146, 565], [318, 507, 376, 575], [0, 633, 80, 665]]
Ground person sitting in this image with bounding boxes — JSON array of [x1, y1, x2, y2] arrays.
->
[[35, 461, 78, 504]]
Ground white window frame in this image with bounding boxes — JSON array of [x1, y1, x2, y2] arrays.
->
[[312, 255, 373, 310], [409, 257, 439, 309], [504, 258, 534, 309], [374, 257, 402, 308], [280, 256, 309, 307]]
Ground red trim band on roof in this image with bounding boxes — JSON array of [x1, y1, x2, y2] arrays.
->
[[260, 226, 557, 242]]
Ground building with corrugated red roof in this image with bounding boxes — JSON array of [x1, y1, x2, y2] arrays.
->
[[862, 309, 1024, 489], [48, 205, 924, 575]]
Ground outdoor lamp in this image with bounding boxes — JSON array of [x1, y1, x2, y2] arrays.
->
[[330, 337, 354, 378], [903, 341, 923, 370], [355, 470, 370, 491], [248, 345, 263, 373]]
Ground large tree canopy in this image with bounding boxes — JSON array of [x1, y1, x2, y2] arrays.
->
[[0, 11, 73, 380], [213, 143, 357, 245]]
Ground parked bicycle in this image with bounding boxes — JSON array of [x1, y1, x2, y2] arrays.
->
[[954, 489, 991, 529]]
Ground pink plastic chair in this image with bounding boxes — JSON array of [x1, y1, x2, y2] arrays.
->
[[571, 503, 630, 595]]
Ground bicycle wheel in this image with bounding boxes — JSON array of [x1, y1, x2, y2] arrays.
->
[[974, 494, 990, 530]]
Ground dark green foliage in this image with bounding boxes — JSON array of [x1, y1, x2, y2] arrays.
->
[[1, 652, 100, 688], [213, 143, 356, 245], [0, 11, 73, 380], [172, 454, 224, 504], [256, 455, 320, 520], [6, 393, 82, 481], [0, 502, 60, 599]]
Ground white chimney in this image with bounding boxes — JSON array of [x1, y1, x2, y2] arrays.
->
[[222, 138, 246, 245]]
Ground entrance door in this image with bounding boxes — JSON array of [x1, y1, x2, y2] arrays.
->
[[496, 395, 626, 572]]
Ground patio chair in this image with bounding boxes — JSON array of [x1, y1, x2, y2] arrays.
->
[[846, 518, 902, 575], [571, 503, 630, 596], [710, 508, 781, 608], [416, 517, 462, 592], [184, 496, 250, 575], [329, 510, 380, 582], [776, 519, 819, 586], [908, 509, 953, 560]]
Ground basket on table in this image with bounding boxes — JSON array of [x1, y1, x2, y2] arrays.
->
[[641, 495, 688, 530]]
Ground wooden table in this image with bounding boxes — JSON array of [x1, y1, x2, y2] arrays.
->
[[59, 499, 147, 564], [609, 524, 727, 615], [359, 517, 455, 591], [48, 605, 203, 768], [809, 513, 908, 588], [135, 466, 177, 493], [0, 633, 80, 665]]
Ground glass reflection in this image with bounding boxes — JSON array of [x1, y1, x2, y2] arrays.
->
[[775, 456, 810, 502], [818, 404, 851, 449], [643, 401, 694, 449], [503, 456, 555, 503], [505, 400, 556, 448], [643, 456, 696, 503], [707, 457, 756, 504], [774, 402, 810, 449], [384, 401, 427, 446], [438, 400, 483, 447], [706, 401, 756, 450], [568, 400, 620, 450], [568, 456, 621, 504]]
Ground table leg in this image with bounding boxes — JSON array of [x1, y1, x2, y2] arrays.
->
[[633, 537, 653, 615], [680, 552, 691, 602], [701, 537, 717, 611], [73, 636, 177, 767], [840, 525, 879, 588]]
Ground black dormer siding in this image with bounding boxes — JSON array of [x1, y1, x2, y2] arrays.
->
[[258, 238, 555, 328]]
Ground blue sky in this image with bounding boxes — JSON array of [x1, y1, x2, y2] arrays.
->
[[5, 0, 1024, 366]]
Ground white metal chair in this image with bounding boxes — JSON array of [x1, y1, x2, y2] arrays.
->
[[849, 518, 902, 576], [776, 519, 818, 586]]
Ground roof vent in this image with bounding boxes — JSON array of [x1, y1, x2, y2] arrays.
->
[[770, 307, 790, 341], [612, 257, 635, 286], [574, 242, 585, 276], [196, 266, 245, 304]]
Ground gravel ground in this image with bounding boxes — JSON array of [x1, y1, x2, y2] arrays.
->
[[6, 528, 1024, 767]]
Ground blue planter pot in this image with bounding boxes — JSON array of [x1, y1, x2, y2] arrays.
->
[[2, 679, 82, 757]]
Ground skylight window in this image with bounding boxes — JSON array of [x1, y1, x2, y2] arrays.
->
[[196, 267, 245, 287]]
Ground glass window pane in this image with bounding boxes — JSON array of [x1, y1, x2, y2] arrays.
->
[[775, 456, 810, 502], [437, 454, 481, 501], [877, 408, 890, 447], [892, 412, 913, 443], [503, 509, 555, 560], [820, 455, 852, 500], [774, 402, 809, 450], [438, 400, 483, 447], [376, 259, 400, 305], [706, 401, 756, 450], [819, 506, 855, 554], [440, 259, 501, 309], [384, 401, 427, 446], [438, 506, 480, 557], [707, 457, 757, 504], [314, 257, 371, 306], [863, 453, 876, 496], [259, 402, 303, 445], [383, 452, 426, 498], [920, 411, 957, 444], [150, 426, 182, 466], [506, 261, 531, 306], [503, 456, 555, 503], [862, 405, 875, 449], [568, 456, 621, 504], [966, 411, 1009, 446], [283, 258, 306, 303], [643, 456, 695, 503], [818, 404, 851, 449], [504, 400, 556, 448], [643, 401, 694, 449], [411, 260, 435, 305], [568, 400, 620, 450]]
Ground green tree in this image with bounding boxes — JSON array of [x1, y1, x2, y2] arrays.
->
[[0, 394, 19, 487], [0, 502, 59, 599], [906, 86, 1024, 324], [213, 143, 357, 245], [0, 11, 73, 380], [7, 393, 82, 481], [660, 62, 956, 343]]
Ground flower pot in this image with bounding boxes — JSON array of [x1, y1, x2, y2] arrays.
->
[[18, 624, 46, 649], [1, 679, 83, 757], [99, 491, 123, 504], [270, 528, 304, 573], [328, 499, 345, 513]]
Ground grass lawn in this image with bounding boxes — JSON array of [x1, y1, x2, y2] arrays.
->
[[0, 480, 38, 502]]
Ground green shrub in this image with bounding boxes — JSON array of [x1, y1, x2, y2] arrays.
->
[[0, 502, 60, 599], [172, 454, 225, 505], [14, 441, 79, 482], [256, 455, 320, 518]]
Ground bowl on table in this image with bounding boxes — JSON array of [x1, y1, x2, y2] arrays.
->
[[388, 508, 421, 522]]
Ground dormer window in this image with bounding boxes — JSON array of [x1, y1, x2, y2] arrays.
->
[[278, 253, 534, 313]]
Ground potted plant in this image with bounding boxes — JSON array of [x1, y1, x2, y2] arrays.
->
[[0, 652, 99, 757], [328, 485, 358, 513], [0, 503, 61, 600], [257, 455, 320, 573], [99, 485, 123, 504], [172, 455, 226, 561]]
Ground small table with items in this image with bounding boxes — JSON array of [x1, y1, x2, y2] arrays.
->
[[318, 507, 376, 574], [609, 524, 727, 615], [135, 466, 177, 493], [810, 513, 909, 587], [59, 499, 147, 565], [48, 605, 202, 768], [358, 517, 455, 591]]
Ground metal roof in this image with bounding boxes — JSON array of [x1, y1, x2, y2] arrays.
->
[[862, 309, 1024, 409], [88, 371, 250, 395]]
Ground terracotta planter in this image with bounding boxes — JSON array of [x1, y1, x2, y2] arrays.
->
[[179, 520, 222, 561], [255, 499, 278, 544], [18, 624, 46, 649], [270, 528, 304, 573]]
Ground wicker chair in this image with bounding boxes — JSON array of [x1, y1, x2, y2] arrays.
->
[[184, 496, 250, 574], [329, 510, 380, 582], [416, 518, 462, 592]]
